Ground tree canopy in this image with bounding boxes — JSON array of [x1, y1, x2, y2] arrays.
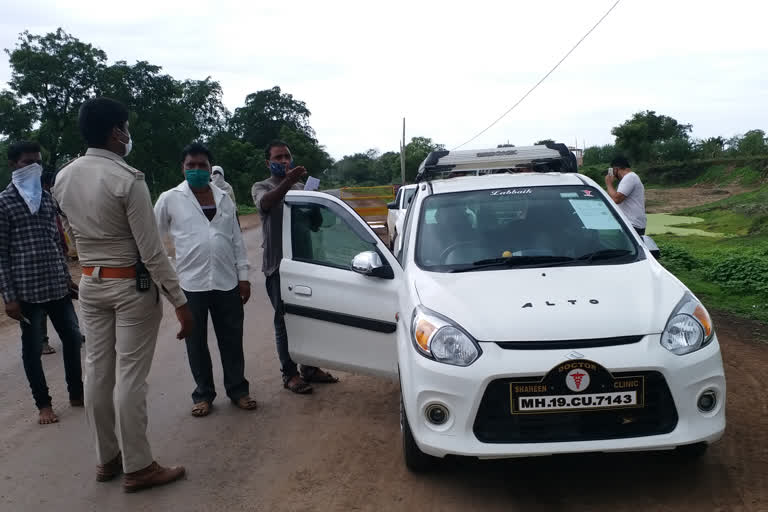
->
[[583, 110, 766, 167], [0, 29, 342, 200]]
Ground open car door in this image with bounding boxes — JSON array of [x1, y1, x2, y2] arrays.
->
[[279, 191, 402, 377]]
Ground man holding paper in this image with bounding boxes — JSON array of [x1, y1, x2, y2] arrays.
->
[[251, 140, 338, 394]]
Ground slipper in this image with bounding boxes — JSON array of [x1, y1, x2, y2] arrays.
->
[[42, 343, 56, 355], [283, 375, 313, 394], [235, 396, 258, 410], [191, 401, 212, 417], [301, 367, 340, 384]]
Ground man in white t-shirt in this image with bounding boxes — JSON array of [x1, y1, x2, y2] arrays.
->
[[605, 156, 647, 235]]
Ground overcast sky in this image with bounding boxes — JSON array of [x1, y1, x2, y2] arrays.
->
[[1, 0, 766, 159]]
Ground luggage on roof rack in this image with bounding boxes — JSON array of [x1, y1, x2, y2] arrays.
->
[[416, 142, 578, 182]]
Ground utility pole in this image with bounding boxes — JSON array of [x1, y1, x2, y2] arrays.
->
[[400, 118, 406, 184]]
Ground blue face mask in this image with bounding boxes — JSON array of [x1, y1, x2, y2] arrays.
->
[[269, 160, 295, 177], [185, 169, 211, 188]]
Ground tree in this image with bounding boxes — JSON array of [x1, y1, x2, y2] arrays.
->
[[230, 86, 313, 149], [653, 137, 693, 162], [695, 136, 725, 159], [333, 150, 378, 185], [404, 136, 444, 182], [582, 144, 617, 166], [0, 91, 35, 140], [277, 125, 333, 178], [180, 78, 229, 139], [611, 110, 692, 163], [5, 29, 107, 169], [534, 139, 555, 146], [205, 134, 263, 203], [737, 130, 767, 156]]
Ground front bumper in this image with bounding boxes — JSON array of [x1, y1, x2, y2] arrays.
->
[[398, 334, 725, 459]]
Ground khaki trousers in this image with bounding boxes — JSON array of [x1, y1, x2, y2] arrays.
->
[[79, 272, 162, 473]]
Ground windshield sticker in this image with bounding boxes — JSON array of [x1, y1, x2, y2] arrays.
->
[[490, 188, 532, 196], [581, 189, 594, 197], [569, 199, 621, 230], [560, 192, 579, 198]]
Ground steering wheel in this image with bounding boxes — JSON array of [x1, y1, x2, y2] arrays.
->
[[439, 241, 478, 264]]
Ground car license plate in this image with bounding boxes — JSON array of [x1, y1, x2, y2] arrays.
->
[[509, 359, 644, 415]]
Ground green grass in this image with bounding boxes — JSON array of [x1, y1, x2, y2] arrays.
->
[[665, 267, 768, 324], [692, 164, 764, 186], [237, 204, 259, 215], [638, 156, 768, 187], [651, 185, 768, 323]]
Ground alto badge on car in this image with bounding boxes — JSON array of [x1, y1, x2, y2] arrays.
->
[[276, 142, 726, 471]]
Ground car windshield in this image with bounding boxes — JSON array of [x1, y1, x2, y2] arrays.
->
[[415, 185, 639, 272]]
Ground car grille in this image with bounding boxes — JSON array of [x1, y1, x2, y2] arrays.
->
[[494, 335, 644, 350], [473, 371, 678, 444]]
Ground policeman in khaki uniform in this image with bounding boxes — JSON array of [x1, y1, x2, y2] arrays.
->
[[54, 97, 194, 493]]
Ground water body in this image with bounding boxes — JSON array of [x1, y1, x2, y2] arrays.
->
[[646, 213, 722, 237]]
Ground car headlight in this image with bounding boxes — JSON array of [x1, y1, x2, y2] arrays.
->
[[411, 306, 481, 366], [660, 292, 714, 355]]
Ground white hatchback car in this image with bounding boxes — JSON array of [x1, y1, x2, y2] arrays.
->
[[386, 184, 417, 251], [279, 144, 726, 471]]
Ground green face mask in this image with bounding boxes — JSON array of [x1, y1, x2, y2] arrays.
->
[[185, 169, 211, 188]]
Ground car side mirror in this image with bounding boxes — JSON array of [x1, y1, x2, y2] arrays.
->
[[351, 251, 394, 279], [642, 235, 661, 260], [387, 201, 398, 210]]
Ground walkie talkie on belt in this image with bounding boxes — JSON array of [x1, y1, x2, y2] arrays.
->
[[136, 259, 151, 292]]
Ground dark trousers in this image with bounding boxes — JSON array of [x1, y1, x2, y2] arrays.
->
[[264, 273, 317, 381], [41, 309, 83, 344], [20, 296, 83, 409], [183, 287, 249, 404]]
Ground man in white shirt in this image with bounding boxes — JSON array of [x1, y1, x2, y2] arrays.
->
[[605, 155, 647, 235], [155, 143, 256, 417]]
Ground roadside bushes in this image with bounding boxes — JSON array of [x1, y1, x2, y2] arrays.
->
[[704, 255, 768, 295], [655, 241, 696, 273], [657, 239, 768, 296]]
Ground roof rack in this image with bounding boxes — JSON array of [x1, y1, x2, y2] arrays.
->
[[415, 142, 578, 182]]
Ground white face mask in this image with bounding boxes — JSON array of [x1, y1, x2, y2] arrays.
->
[[212, 173, 225, 187], [118, 128, 133, 157], [12, 163, 43, 214]]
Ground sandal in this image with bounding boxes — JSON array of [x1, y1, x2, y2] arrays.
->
[[235, 396, 258, 410], [42, 343, 56, 355], [301, 367, 340, 384], [191, 401, 212, 417], [283, 375, 313, 394]]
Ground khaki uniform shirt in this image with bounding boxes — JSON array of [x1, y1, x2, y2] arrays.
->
[[53, 148, 186, 308]]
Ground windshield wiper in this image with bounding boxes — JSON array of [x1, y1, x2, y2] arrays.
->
[[576, 249, 633, 264], [448, 249, 634, 273], [450, 255, 576, 273]]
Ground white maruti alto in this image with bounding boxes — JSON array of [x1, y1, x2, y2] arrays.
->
[[276, 163, 725, 472]]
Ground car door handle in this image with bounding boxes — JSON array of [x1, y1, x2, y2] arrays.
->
[[293, 285, 312, 296]]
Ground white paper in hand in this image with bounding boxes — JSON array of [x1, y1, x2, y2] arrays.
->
[[304, 176, 320, 191]]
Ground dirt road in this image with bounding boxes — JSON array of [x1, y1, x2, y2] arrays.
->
[[645, 184, 753, 214], [0, 217, 766, 512]]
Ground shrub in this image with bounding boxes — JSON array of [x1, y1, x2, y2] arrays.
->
[[704, 254, 768, 294], [655, 241, 696, 273]]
